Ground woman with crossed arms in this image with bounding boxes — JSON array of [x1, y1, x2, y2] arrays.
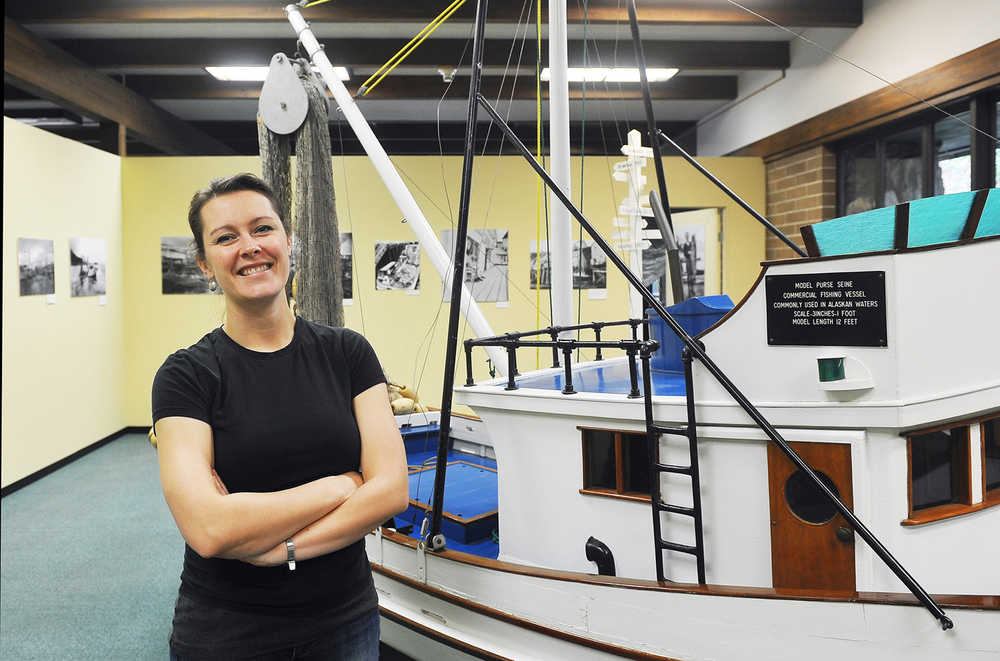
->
[[153, 173, 407, 660]]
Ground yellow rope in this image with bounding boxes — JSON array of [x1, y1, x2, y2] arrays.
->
[[534, 0, 542, 368], [303, 0, 334, 7], [359, 0, 467, 96]]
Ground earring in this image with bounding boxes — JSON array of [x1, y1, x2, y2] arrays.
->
[[208, 278, 218, 292]]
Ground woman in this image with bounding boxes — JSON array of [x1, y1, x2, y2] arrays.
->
[[153, 173, 408, 660]]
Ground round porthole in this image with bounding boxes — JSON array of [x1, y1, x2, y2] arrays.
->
[[784, 470, 840, 524]]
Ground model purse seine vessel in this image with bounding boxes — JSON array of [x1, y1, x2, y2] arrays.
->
[[280, 2, 1000, 658]]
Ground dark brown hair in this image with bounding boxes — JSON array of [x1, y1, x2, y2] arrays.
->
[[187, 173, 287, 259]]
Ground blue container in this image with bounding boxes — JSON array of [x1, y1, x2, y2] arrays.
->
[[648, 295, 734, 372]]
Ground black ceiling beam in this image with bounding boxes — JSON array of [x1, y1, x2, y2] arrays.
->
[[6, 0, 862, 27], [52, 38, 788, 70], [181, 119, 697, 156], [120, 74, 735, 101], [4, 18, 235, 155]]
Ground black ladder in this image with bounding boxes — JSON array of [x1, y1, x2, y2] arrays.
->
[[641, 336, 706, 584]]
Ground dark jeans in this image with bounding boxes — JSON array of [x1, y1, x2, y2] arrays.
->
[[169, 607, 379, 661]]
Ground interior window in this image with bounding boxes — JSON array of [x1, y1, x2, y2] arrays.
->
[[841, 141, 877, 214], [584, 430, 616, 490], [910, 425, 970, 511], [983, 418, 1000, 494], [582, 429, 650, 498], [934, 111, 972, 195], [883, 126, 924, 205]]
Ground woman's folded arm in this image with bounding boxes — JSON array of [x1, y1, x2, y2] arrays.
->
[[156, 416, 358, 559], [241, 383, 409, 566]]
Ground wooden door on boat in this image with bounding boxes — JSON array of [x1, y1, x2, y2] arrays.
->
[[767, 441, 856, 592]]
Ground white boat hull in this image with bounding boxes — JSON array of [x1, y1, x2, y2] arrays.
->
[[368, 533, 999, 661]]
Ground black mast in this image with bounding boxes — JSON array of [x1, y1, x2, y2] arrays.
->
[[627, 0, 684, 304], [426, 0, 490, 551]]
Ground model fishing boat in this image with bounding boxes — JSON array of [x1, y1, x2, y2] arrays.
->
[[279, 1, 1000, 658]]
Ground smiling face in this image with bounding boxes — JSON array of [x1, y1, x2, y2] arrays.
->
[[197, 190, 291, 307]]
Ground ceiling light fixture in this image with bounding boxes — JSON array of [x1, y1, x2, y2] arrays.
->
[[205, 65, 350, 81], [540, 67, 678, 83]]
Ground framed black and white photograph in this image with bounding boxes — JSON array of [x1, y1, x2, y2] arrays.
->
[[161, 236, 216, 294], [374, 241, 420, 291], [340, 232, 353, 300], [642, 208, 721, 300], [441, 229, 508, 302], [69, 237, 107, 297], [17, 238, 55, 296], [530, 239, 606, 290], [675, 225, 707, 298]]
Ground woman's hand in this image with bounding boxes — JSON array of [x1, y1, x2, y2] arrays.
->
[[238, 471, 364, 567], [241, 542, 286, 567]]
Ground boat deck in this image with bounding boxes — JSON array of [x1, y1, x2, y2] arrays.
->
[[397, 423, 500, 558], [514, 361, 688, 396]]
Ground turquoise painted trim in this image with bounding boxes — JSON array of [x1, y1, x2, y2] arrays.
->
[[907, 190, 976, 247], [973, 188, 1000, 239], [810, 206, 895, 256]]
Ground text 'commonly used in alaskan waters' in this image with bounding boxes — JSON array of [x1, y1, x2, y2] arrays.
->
[[765, 271, 887, 346]]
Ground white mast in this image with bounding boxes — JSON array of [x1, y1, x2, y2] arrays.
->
[[613, 129, 653, 319], [548, 0, 574, 342], [285, 5, 507, 376]]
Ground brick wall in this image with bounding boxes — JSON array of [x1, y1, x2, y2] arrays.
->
[[764, 146, 837, 260]]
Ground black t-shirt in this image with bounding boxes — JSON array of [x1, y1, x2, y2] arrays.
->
[[152, 318, 385, 624]]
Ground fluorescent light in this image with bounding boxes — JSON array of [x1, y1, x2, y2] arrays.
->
[[205, 66, 350, 81], [540, 67, 678, 83]]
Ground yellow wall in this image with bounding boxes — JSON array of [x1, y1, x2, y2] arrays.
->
[[2, 118, 125, 487], [1, 123, 763, 486], [122, 152, 764, 425]]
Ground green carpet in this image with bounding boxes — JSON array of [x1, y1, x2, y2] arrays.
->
[[1, 433, 414, 660], [1, 433, 181, 659]]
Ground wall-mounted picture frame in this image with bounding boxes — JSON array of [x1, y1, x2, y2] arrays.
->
[[69, 237, 107, 297], [340, 232, 353, 300], [17, 238, 55, 296], [375, 241, 420, 291], [441, 229, 508, 302], [530, 239, 607, 290], [642, 208, 721, 300], [161, 236, 217, 294]]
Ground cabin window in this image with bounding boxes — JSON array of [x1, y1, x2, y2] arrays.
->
[[580, 428, 650, 502], [909, 425, 970, 512], [836, 88, 998, 215], [983, 417, 1000, 500]]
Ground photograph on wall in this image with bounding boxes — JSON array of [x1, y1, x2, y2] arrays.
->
[[17, 238, 55, 296], [641, 208, 720, 300], [161, 236, 217, 294], [69, 237, 107, 297], [340, 232, 353, 300], [441, 229, 508, 302], [675, 225, 706, 298], [374, 240, 420, 291], [530, 239, 606, 290]]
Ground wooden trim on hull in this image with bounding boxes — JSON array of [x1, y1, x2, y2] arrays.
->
[[374, 564, 682, 661], [375, 529, 1000, 610], [378, 606, 511, 661]]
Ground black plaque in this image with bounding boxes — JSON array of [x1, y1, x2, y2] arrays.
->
[[765, 271, 887, 346]]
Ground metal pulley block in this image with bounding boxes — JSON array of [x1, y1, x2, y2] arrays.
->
[[258, 52, 309, 135]]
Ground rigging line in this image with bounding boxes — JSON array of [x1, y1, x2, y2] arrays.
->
[[413, 23, 473, 402], [333, 120, 366, 338], [723, 0, 999, 144], [535, 0, 543, 366], [359, 0, 467, 96], [576, 0, 589, 361], [458, 0, 533, 347]]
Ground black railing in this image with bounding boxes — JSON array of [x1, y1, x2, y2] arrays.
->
[[464, 318, 648, 397]]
